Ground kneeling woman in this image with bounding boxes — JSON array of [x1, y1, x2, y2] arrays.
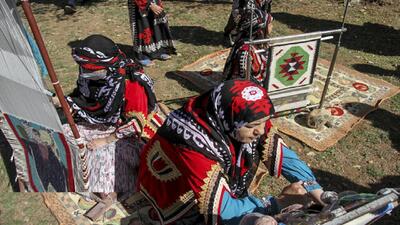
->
[[139, 80, 324, 224], [62, 35, 166, 192]]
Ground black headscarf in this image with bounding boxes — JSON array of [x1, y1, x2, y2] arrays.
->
[[66, 35, 125, 125]]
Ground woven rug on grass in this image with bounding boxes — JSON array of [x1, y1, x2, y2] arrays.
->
[[42, 192, 159, 225], [171, 49, 399, 151]]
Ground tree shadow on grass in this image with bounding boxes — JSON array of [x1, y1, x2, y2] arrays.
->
[[343, 102, 400, 151], [170, 26, 225, 47], [165, 71, 207, 94], [273, 12, 400, 56], [25, 0, 107, 16], [352, 64, 400, 77], [28, 0, 106, 8]]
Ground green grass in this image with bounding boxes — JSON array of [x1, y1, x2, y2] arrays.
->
[[0, 155, 13, 192], [0, 194, 57, 225], [366, 165, 385, 178]]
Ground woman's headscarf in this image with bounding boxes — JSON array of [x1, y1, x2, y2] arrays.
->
[[158, 80, 274, 196], [67, 34, 156, 125], [72, 34, 127, 72], [236, 8, 273, 41]]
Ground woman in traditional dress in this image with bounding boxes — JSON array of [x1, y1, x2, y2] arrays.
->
[[127, 0, 176, 66], [224, 0, 272, 45], [138, 80, 325, 224], [61, 34, 166, 193], [223, 8, 273, 87]]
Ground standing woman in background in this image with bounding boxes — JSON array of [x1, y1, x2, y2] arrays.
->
[[223, 8, 273, 86], [128, 0, 176, 66], [224, 0, 272, 45]]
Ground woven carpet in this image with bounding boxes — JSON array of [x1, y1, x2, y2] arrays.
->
[[172, 49, 399, 151], [42, 192, 159, 225]]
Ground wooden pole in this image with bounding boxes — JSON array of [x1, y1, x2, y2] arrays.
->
[[318, 0, 350, 109], [17, 178, 25, 192], [245, 0, 256, 80], [20, 0, 83, 149], [20, 0, 88, 190]]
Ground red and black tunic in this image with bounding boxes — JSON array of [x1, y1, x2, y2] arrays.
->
[[128, 0, 176, 60]]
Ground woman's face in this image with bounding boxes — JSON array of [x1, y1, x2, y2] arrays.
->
[[80, 68, 108, 80], [234, 117, 269, 143]]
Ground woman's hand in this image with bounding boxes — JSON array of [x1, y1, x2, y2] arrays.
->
[[52, 96, 61, 107], [308, 188, 326, 206], [276, 182, 313, 210], [149, 3, 163, 16], [87, 138, 108, 150], [87, 133, 117, 150]]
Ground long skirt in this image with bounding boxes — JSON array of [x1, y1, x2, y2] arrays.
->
[[63, 123, 144, 193], [127, 0, 176, 60]]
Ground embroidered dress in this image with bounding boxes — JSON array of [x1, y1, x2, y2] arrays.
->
[[128, 0, 176, 60], [67, 70, 164, 192], [63, 73, 165, 192], [223, 9, 272, 86], [224, 0, 272, 39], [63, 123, 143, 192], [138, 80, 321, 224]]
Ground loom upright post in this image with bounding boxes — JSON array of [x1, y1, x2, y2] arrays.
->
[[318, 0, 350, 109], [20, 0, 88, 191], [245, 0, 256, 80]]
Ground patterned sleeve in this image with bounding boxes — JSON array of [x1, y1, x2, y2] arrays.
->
[[261, 130, 322, 192], [116, 77, 152, 139], [218, 191, 275, 225], [281, 146, 322, 192], [237, 46, 249, 79], [180, 150, 273, 224], [236, 45, 262, 80], [114, 115, 144, 139]]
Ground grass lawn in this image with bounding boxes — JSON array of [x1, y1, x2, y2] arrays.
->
[[0, 0, 399, 224]]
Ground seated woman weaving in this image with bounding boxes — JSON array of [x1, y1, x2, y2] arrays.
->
[[223, 8, 273, 86], [138, 80, 324, 224], [61, 34, 166, 192]]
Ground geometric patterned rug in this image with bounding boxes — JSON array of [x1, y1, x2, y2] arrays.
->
[[42, 192, 158, 225], [172, 49, 400, 151]]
